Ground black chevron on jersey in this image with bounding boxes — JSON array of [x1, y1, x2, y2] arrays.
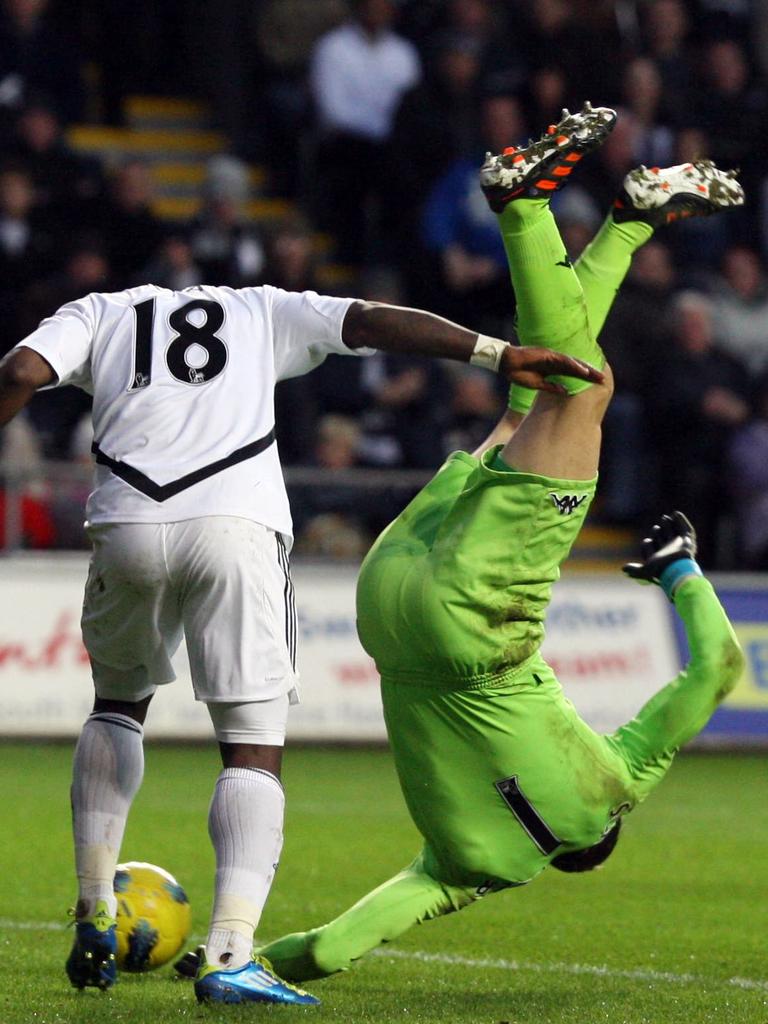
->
[[91, 428, 276, 502]]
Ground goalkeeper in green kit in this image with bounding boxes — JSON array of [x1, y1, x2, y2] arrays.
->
[[211, 105, 748, 983]]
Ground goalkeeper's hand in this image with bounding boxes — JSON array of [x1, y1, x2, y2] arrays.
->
[[623, 511, 698, 585]]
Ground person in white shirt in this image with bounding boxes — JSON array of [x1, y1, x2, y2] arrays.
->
[[310, 0, 421, 261], [0, 283, 599, 1005]]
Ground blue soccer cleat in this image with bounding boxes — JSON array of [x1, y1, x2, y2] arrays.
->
[[65, 899, 118, 990], [194, 946, 320, 1006]]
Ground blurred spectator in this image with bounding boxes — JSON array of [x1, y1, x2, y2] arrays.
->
[[515, 0, 621, 101], [649, 291, 751, 565], [525, 64, 570, 129], [664, 127, 737, 274], [728, 372, 768, 569], [91, 2, 189, 125], [598, 240, 677, 522], [757, 1, 768, 79], [310, 0, 421, 262], [185, 1, 255, 155], [0, 410, 55, 548], [711, 246, 768, 378], [314, 413, 362, 471], [99, 161, 165, 284], [697, 0, 751, 41], [190, 160, 264, 285], [265, 218, 327, 465], [7, 102, 104, 231], [641, 0, 694, 125], [600, 240, 676, 395], [621, 57, 674, 167], [293, 511, 370, 558], [432, 0, 520, 95], [358, 351, 446, 468], [50, 409, 91, 548], [0, 165, 54, 353], [355, 267, 446, 469], [20, 240, 107, 459], [18, 235, 111, 336], [675, 126, 710, 163], [253, 0, 347, 192], [420, 93, 521, 329], [261, 218, 322, 293], [692, 39, 768, 188], [0, 0, 83, 124], [441, 365, 502, 456], [552, 186, 602, 259], [389, 30, 481, 246], [0, 483, 55, 547], [143, 234, 204, 291], [291, 414, 372, 558]]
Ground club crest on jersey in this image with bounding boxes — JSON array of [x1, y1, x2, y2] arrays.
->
[[549, 492, 588, 515]]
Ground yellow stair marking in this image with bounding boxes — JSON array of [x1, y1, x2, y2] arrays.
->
[[68, 125, 226, 155], [151, 163, 266, 189], [124, 96, 210, 121], [152, 196, 292, 222]]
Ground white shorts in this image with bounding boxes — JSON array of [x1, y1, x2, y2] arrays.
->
[[81, 517, 299, 707], [208, 697, 290, 746]]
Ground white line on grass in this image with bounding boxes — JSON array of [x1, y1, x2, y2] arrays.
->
[[2, 919, 764, 994], [0, 918, 67, 931], [370, 948, 768, 993]]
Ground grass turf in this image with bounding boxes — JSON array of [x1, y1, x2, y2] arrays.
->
[[0, 744, 765, 1024]]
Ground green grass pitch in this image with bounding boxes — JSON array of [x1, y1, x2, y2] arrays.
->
[[0, 743, 765, 1024]]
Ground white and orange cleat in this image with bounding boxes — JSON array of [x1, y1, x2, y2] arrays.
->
[[480, 101, 617, 212], [613, 160, 745, 227]]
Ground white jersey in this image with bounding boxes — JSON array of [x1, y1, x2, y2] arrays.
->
[[16, 283, 369, 536]]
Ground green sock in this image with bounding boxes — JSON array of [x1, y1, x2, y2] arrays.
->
[[574, 215, 654, 338], [258, 859, 474, 980], [498, 199, 604, 412]]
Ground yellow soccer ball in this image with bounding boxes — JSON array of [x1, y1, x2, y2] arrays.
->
[[114, 861, 191, 972]]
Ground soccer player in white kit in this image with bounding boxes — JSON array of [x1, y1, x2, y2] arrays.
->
[[0, 282, 600, 1005]]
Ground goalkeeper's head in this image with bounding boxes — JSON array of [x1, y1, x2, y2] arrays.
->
[[550, 819, 622, 873]]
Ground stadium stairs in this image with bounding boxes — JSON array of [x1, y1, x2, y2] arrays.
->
[[67, 96, 289, 226], [67, 95, 349, 290]]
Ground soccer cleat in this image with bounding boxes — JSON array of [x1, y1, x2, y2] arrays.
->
[[623, 511, 698, 584], [65, 899, 118, 991], [613, 161, 745, 227], [480, 101, 617, 211], [174, 946, 200, 979], [193, 946, 320, 1006]]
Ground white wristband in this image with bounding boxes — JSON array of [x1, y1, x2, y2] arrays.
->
[[469, 335, 510, 373]]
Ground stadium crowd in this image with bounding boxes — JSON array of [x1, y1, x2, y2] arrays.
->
[[1, 0, 768, 568]]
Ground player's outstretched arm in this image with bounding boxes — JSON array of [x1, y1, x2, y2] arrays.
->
[[0, 347, 56, 427], [342, 300, 604, 394], [612, 513, 744, 784]]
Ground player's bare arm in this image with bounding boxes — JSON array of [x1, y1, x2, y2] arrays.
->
[[0, 346, 56, 426], [341, 300, 604, 394]]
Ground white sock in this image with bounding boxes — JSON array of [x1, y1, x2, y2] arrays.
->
[[206, 767, 285, 970], [71, 711, 144, 919]]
